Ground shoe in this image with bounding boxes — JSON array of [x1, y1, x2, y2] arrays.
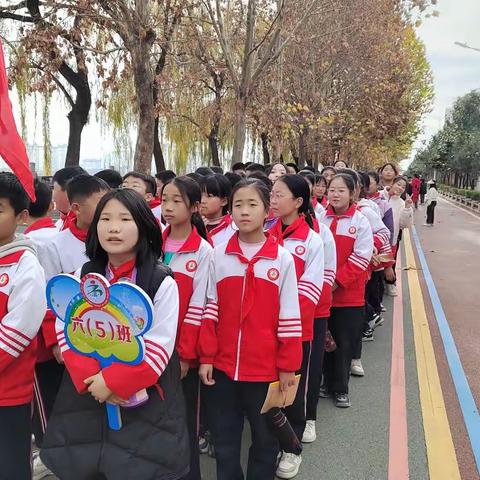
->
[[198, 435, 209, 454], [381, 303, 386, 312], [351, 359, 365, 377], [318, 386, 331, 398], [302, 420, 316, 443], [32, 451, 52, 480], [372, 313, 385, 329], [335, 393, 351, 408], [386, 284, 398, 297], [276, 452, 302, 479], [362, 328, 374, 342]]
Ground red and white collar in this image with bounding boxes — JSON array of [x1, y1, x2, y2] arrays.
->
[[24, 217, 56, 234]]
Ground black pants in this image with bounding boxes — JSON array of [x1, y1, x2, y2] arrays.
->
[[366, 271, 384, 315], [32, 359, 65, 447], [306, 318, 328, 420], [426, 201, 437, 224], [420, 193, 425, 204], [285, 341, 311, 441], [0, 403, 32, 480], [324, 307, 365, 394], [204, 369, 279, 480], [181, 368, 201, 480]]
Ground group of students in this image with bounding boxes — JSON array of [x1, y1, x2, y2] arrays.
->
[[0, 159, 415, 480]]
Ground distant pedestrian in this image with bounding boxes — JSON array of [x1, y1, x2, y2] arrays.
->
[[424, 181, 438, 226], [411, 174, 421, 209], [420, 178, 427, 204]]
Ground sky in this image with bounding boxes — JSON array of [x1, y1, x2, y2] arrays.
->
[[3, 0, 480, 171], [403, 0, 480, 168]]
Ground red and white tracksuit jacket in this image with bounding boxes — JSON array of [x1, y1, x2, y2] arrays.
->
[[198, 233, 302, 381], [269, 217, 324, 341], [312, 220, 337, 318], [55, 265, 180, 400], [25, 217, 59, 363], [162, 226, 212, 363], [36, 221, 89, 361], [0, 238, 47, 406], [321, 204, 373, 307], [357, 199, 393, 270], [207, 214, 238, 247]]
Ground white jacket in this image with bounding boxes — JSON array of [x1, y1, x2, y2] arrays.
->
[[425, 187, 438, 205], [382, 192, 413, 246]]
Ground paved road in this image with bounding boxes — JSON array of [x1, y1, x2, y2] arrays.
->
[[41, 197, 480, 479]]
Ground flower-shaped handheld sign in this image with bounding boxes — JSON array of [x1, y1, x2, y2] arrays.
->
[[47, 273, 154, 430]]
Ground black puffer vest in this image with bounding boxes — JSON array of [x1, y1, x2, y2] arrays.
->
[[40, 260, 190, 480]]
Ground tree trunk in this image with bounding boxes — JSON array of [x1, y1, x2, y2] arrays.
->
[[298, 131, 307, 168], [208, 128, 220, 167], [153, 117, 166, 172], [261, 133, 270, 164], [132, 44, 155, 174], [64, 80, 91, 167], [231, 94, 248, 166]]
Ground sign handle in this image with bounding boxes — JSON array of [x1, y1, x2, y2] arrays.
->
[[99, 358, 122, 430]]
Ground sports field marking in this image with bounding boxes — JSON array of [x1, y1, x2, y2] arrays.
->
[[411, 226, 480, 475], [404, 229, 461, 480]]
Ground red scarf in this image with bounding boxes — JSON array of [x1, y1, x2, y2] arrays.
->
[[24, 216, 56, 234], [326, 203, 356, 236], [149, 198, 161, 209], [108, 258, 136, 284], [320, 196, 328, 207], [60, 210, 76, 231], [69, 219, 88, 243], [269, 216, 307, 246], [312, 197, 318, 209]]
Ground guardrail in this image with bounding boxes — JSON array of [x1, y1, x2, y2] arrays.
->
[[441, 190, 480, 213]]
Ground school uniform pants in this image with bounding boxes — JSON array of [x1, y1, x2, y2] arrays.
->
[[180, 367, 201, 480], [203, 369, 280, 480], [426, 201, 437, 224], [32, 359, 65, 447], [285, 341, 311, 441], [0, 403, 31, 480], [324, 306, 365, 394], [306, 318, 328, 421]]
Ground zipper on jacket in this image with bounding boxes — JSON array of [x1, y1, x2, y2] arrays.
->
[[234, 270, 247, 381]]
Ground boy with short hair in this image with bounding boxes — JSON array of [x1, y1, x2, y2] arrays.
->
[[122, 171, 162, 221], [24, 179, 57, 243], [155, 169, 176, 196], [52, 166, 87, 230], [0, 172, 47, 480]]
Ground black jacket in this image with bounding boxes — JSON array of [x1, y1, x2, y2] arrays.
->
[[40, 259, 190, 480]]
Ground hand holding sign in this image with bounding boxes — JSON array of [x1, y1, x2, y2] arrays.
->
[[47, 273, 154, 430]]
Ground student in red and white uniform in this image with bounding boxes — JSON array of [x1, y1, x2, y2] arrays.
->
[[40, 188, 189, 479], [199, 179, 302, 480], [23, 180, 62, 460], [161, 176, 212, 480], [122, 171, 163, 224], [320, 173, 373, 408], [313, 173, 328, 210], [51, 166, 87, 231], [0, 173, 47, 480], [200, 173, 237, 247], [269, 174, 324, 479], [305, 217, 336, 442]]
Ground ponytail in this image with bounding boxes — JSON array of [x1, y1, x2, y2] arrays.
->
[[191, 211, 209, 242]]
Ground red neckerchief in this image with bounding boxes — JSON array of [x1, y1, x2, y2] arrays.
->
[[226, 233, 278, 322], [266, 208, 276, 223], [162, 225, 202, 254], [320, 196, 328, 207], [60, 210, 76, 231], [149, 198, 161, 209], [368, 192, 381, 200], [326, 203, 357, 236], [68, 219, 88, 243], [207, 214, 232, 236], [269, 216, 309, 245], [312, 197, 318, 209], [108, 258, 136, 284], [24, 217, 56, 234]]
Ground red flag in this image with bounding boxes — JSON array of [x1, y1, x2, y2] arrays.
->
[[0, 39, 35, 201]]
